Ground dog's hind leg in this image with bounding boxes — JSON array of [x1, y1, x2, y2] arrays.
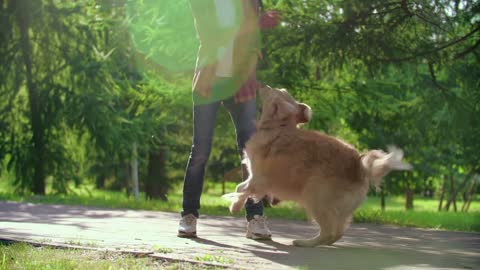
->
[[293, 209, 347, 247], [293, 209, 333, 247], [323, 213, 351, 245]]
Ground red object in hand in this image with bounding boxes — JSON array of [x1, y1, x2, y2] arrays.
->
[[259, 10, 282, 29]]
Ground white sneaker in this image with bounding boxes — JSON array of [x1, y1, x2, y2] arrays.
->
[[178, 214, 197, 238], [246, 215, 272, 240]]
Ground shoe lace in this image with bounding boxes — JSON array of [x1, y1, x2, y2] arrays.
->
[[253, 215, 268, 227], [184, 215, 196, 225]]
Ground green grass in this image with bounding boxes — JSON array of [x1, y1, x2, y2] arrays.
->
[[153, 245, 174, 254], [64, 240, 99, 248], [355, 196, 480, 231], [0, 243, 221, 270], [0, 181, 479, 232], [194, 254, 234, 265]]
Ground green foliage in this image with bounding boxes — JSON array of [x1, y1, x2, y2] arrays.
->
[[258, 0, 480, 199], [1, 0, 123, 194], [126, 0, 198, 72], [0, 0, 194, 195], [0, 0, 478, 212]]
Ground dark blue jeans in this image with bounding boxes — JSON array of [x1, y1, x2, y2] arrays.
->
[[181, 95, 263, 221]]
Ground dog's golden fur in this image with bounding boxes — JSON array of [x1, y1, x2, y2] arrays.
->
[[226, 86, 411, 247]]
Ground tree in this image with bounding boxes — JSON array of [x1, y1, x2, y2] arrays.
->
[[0, 0, 146, 194], [1, 0, 79, 193]]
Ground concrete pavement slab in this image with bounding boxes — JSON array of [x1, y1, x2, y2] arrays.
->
[[0, 201, 479, 269]]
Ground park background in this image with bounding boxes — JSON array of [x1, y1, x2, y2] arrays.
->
[[0, 0, 479, 234]]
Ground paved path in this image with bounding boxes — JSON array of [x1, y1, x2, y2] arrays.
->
[[0, 201, 479, 270]]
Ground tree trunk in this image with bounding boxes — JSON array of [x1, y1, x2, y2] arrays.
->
[[315, 65, 321, 81], [453, 197, 457, 212], [145, 146, 168, 201], [438, 176, 446, 211], [445, 175, 455, 211], [380, 186, 386, 211], [124, 162, 131, 197], [131, 142, 139, 199], [405, 186, 414, 210], [16, 0, 46, 195], [462, 177, 477, 212], [445, 170, 474, 212], [95, 173, 106, 189]]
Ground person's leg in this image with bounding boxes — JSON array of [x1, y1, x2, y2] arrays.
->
[[181, 101, 221, 218], [223, 97, 264, 221]]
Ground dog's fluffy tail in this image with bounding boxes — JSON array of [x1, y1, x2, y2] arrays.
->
[[361, 145, 412, 188]]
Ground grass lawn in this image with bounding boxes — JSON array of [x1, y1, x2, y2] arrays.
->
[[0, 181, 479, 232], [0, 242, 222, 270]]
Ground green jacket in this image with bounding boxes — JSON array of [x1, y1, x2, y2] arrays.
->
[[189, 0, 261, 100]]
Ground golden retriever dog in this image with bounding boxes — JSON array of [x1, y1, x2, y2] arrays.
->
[[224, 86, 412, 247]]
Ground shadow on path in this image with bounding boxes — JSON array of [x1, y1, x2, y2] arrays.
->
[[1, 201, 479, 270]]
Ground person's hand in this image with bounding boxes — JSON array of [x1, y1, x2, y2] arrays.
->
[[259, 10, 281, 29]]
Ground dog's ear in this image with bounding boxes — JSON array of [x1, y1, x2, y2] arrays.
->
[[269, 98, 298, 120], [296, 103, 312, 124], [259, 98, 296, 124], [258, 85, 274, 100]]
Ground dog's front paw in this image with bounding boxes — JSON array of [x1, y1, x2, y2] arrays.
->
[[235, 180, 250, 192], [229, 201, 243, 213], [293, 238, 319, 248]]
